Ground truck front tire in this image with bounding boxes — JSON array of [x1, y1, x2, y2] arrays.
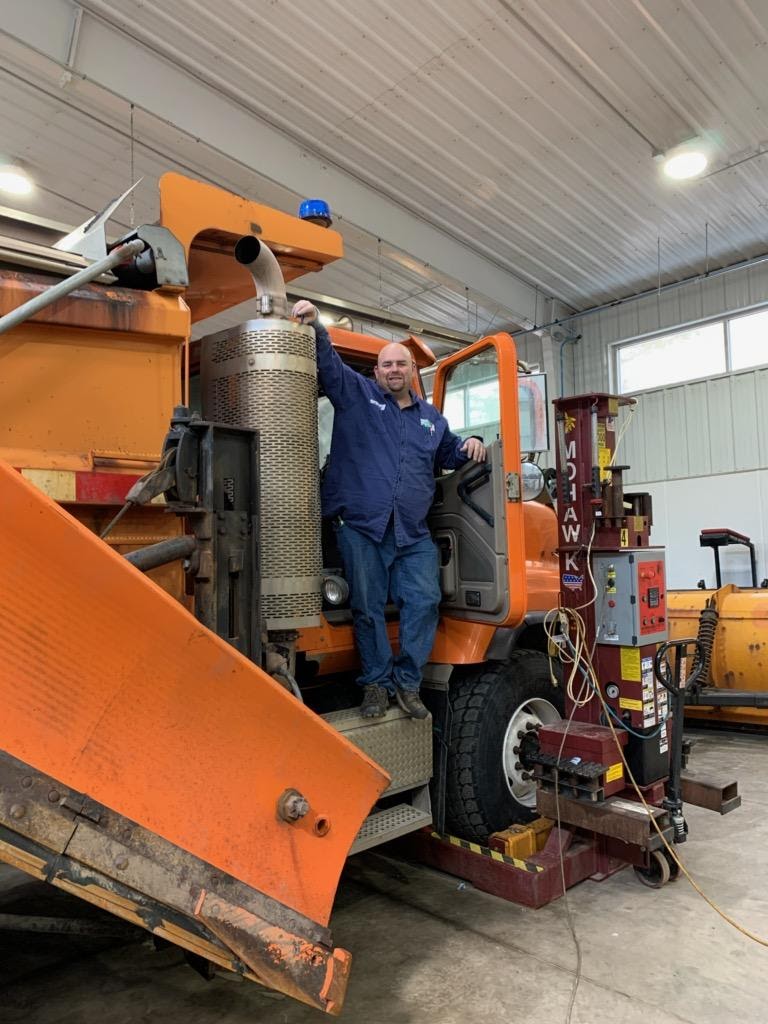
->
[[445, 650, 563, 842]]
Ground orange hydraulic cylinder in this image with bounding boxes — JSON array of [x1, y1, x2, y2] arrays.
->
[[0, 458, 388, 928]]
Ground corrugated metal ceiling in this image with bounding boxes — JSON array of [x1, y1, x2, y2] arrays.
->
[[0, 34, 500, 336], [3, 0, 768, 318]]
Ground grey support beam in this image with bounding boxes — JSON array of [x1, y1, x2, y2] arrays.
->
[[0, 0, 547, 327]]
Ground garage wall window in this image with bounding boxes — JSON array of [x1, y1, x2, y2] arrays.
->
[[616, 307, 768, 393], [729, 308, 768, 370]]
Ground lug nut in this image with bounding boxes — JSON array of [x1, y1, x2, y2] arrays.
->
[[9, 804, 25, 820], [514, 761, 523, 771], [521, 771, 533, 781]]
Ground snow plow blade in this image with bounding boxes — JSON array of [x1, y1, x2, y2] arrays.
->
[[0, 459, 389, 1013]]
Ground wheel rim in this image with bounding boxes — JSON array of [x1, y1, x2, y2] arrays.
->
[[502, 696, 562, 807]]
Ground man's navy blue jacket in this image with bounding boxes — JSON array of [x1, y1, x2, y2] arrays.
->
[[315, 323, 469, 546]]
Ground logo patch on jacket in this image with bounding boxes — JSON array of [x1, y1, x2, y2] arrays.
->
[[420, 417, 436, 436], [369, 399, 386, 411]]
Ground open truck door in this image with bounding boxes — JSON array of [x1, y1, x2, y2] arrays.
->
[[429, 333, 541, 626]]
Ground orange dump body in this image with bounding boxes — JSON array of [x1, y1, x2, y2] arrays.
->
[[0, 269, 190, 598]]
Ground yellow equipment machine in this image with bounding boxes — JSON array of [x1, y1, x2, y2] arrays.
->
[[669, 585, 768, 727], [669, 528, 768, 728]]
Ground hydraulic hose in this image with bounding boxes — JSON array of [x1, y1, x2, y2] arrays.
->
[[0, 239, 144, 335], [695, 599, 719, 686]]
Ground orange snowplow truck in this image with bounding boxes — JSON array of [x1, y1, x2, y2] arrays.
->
[[0, 174, 560, 1013]]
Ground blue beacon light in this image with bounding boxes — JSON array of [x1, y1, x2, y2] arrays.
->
[[298, 199, 332, 227]]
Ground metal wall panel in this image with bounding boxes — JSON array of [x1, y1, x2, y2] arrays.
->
[[621, 402, 647, 484], [639, 391, 668, 483], [683, 382, 712, 480], [729, 373, 760, 472], [757, 369, 768, 466], [661, 388, 689, 479], [706, 377, 736, 476]]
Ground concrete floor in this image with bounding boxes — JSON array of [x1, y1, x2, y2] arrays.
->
[[1, 729, 767, 1024]]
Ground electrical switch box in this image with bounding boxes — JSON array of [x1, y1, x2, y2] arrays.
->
[[592, 550, 667, 647]]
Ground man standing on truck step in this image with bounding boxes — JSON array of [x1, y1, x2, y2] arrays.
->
[[292, 300, 486, 720]]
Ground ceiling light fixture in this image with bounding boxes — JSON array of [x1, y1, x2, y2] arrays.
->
[[0, 164, 34, 196], [660, 140, 709, 181]]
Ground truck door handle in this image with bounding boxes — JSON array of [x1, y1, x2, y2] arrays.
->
[[457, 464, 494, 527]]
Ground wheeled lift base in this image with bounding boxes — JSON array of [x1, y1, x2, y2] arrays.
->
[[394, 827, 626, 909], [395, 766, 740, 908]]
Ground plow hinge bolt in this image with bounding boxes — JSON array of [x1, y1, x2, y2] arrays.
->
[[278, 789, 310, 822]]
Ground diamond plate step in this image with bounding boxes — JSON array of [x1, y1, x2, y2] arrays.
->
[[322, 706, 432, 796], [350, 804, 432, 855]]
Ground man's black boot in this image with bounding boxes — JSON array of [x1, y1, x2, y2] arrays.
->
[[395, 688, 429, 720], [360, 684, 389, 718]]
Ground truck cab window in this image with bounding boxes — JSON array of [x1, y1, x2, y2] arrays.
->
[[440, 355, 549, 454], [442, 350, 500, 442]]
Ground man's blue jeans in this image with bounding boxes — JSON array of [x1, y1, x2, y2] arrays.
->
[[335, 521, 441, 693]]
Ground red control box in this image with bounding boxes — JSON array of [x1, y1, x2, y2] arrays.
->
[[637, 558, 667, 637]]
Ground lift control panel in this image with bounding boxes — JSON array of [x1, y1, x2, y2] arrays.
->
[[592, 550, 667, 647]]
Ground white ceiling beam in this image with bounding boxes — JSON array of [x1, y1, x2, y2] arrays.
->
[[0, 0, 552, 328]]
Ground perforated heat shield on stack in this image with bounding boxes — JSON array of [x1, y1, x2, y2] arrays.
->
[[201, 319, 322, 629]]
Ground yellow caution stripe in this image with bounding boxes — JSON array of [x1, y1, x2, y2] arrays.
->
[[431, 832, 544, 873]]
